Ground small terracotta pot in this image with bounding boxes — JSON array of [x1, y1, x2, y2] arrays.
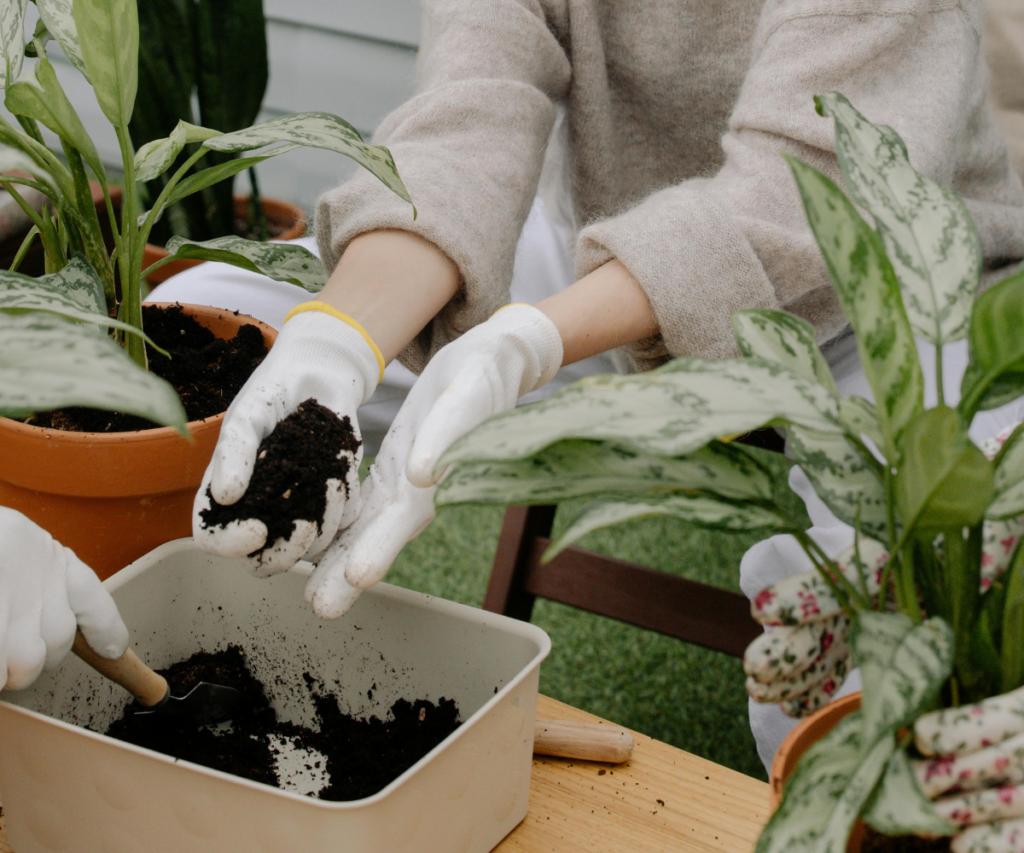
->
[[143, 196, 306, 285], [0, 304, 276, 580]]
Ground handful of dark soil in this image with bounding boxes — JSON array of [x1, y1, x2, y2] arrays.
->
[[861, 827, 951, 852], [199, 399, 360, 557], [34, 304, 268, 433], [105, 645, 461, 801]]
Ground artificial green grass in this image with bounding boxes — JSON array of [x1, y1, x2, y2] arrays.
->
[[384, 447, 806, 781]]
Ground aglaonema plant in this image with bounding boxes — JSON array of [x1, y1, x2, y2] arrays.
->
[[0, 0, 411, 433], [433, 93, 1024, 851]]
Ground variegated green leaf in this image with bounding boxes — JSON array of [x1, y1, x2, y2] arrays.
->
[[5, 54, 103, 177], [163, 235, 327, 292], [441, 357, 843, 468], [203, 112, 413, 208], [0, 0, 27, 87], [437, 439, 774, 507], [862, 747, 956, 837], [0, 141, 42, 175], [837, 395, 885, 450], [73, 0, 137, 127], [817, 93, 981, 346], [756, 712, 894, 853], [786, 154, 923, 450], [164, 144, 300, 207], [0, 311, 186, 431], [548, 492, 788, 560], [851, 611, 955, 743], [134, 120, 221, 183], [733, 308, 838, 393], [990, 430, 1024, 519], [35, 0, 87, 78]]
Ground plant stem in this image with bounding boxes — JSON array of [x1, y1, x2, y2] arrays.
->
[[136, 147, 209, 251], [935, 343, 945, 408], [794, 531, 863, 617], [9, 225, 39, 271], [247, 168, 269, 242], [115, 124, 146, 369]]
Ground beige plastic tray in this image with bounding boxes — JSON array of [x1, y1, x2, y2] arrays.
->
[[0, 539, 550, 853]]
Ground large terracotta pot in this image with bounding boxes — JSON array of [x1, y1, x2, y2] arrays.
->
[[143, 196, 306, 285], [0, 304, 276, 580]]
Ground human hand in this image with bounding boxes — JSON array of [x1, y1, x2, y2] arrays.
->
[[193, 306, 380, 576], [304, 304, 563, 618], [0, 507, 128, 691], [913, 685, 1024, 853]]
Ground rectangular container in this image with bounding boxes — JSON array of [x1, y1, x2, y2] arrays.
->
[[0, 539, 550, 853]]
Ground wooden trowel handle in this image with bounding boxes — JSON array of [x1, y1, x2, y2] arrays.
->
[[533, 719, 635, 764], [72, 629, 169, 708]]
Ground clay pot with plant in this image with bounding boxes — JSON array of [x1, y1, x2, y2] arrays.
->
[[0, 0, 412, 577], [433, 94, 1024, 853]]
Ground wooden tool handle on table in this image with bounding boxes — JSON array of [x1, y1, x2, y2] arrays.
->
[[533, 719, 635, 764], [72, 630, 169, 708]]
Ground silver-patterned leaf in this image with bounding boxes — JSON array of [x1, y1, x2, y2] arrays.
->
[[0, 311, 186, 431], [73, 0, 137, 128], [989, 431, 1024, 520], [548, 492, 788, 560], [0, 0, 27, 87], [838, 395, 885, 450], [134, 120, 221, 183], [35, 0, 87, 78], [733, 308, 838, 393], [851, 611, 955, 744], [164, 235, 327, 292], [441, 356, 843, 468], [817, 93, 981, 346], [862, 748, 957, 837], [786, 154, 924, 450], [203, 112, 413, 208], [437, 439, 774, 507]]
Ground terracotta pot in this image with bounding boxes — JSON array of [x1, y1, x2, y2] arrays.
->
[[0, 304, 276, 580], [143, 196, 306, 285]]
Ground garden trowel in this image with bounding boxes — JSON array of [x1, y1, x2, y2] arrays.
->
[[71, 630, 241, 725]]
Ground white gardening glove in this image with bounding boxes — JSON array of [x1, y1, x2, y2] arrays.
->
[[913, 686, 1024, 853], [193, 304, 381, 576], [305, 304, 563, 618], [0, 507, 129, 691]]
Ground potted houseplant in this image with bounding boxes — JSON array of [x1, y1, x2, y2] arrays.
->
[[433, 93, 1024, 852], [0, 0, 412, 577]]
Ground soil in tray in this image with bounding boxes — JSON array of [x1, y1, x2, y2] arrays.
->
[[199, 399, 359, 558], [32, 303, 267, 433], [105, 645, 461, 801], [862, 827, 951, 852]]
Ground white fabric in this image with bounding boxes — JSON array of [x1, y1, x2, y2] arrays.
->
[[0, 507, 129, 691], [192, 310, 377, 577], [305, 304, 564, 619]]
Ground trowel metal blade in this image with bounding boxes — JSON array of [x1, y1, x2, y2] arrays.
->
[[135, 682, 242, 725]]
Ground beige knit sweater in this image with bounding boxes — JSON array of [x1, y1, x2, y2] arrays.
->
[[316, 0, 1024, 373]]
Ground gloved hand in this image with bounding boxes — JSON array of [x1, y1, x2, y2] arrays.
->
[[0, 507, 129, 691], [304, 304, 563, 618], [913, 685, 1024, 853], [193, 305, 380, 575]]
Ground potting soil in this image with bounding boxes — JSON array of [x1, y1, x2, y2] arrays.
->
[[34, 304, 267, 432], [199, 399, 359, 557], [105, 645, 461, 801], [861, 827, 951, 852]]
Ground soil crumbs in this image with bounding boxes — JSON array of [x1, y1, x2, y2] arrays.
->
[[199, 400, 359, 557], [33, 304, 267, 432], [105, 646, 461, 801], [862, 827, 951, 852]]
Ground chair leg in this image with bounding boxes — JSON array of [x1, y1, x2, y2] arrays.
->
[[484, 505, 556, 621]]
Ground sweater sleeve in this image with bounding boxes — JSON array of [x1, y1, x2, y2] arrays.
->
[[576, 0, 1014, 370], [315, 0, 570, 373]]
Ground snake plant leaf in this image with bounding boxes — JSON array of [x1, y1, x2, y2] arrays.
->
[[959, 268, 1024, 417], [203, 112, 414, 209], [896, 406, 994, 531], [786, 154, 923, 451], [437, 439, 774, 507], [5, 54, 104, 178], [851, 611, 955, 744], [732, 308, 838, 393], [817, 93, 981, 347], [862, 748, 957, 837], [73, 0, 137, 128], [164, 143, 299, 207], [548, 492, 789, 560], [163, 235, 327, 292], [35, 0, 87, 79], [0, 0, 27, 87], [134, 120, 221, 183], [756, 713, 894, 853], [990, 429, 1024, 519], [441, 357, 843, 468], [0, 312, 186, 432]]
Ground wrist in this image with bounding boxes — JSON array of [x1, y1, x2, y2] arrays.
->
[[486, 303, 563, 396]]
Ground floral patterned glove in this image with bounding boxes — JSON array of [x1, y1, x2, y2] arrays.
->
[[913, 686, 1024, 853]]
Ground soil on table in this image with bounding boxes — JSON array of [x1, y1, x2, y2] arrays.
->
[[861, 827, 951, 852], [33, 304, 267, 432], [199, 399, 359, 557], [105, 645, 461, 801]]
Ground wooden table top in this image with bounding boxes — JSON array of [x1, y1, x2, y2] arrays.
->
[[0, 695, 770, 853]]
